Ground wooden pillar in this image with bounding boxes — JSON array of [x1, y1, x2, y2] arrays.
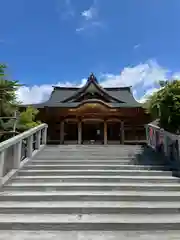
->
[[133, 125, 137, 141], [121, 121, 124, 144], [60, 121, 64, 144], [78, 121, 82, 144], [104, 121, 107, 145]]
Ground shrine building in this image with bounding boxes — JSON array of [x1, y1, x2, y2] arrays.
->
[[27, 73, 150, 144]]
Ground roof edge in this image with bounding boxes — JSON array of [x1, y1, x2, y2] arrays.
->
[[52, 86, 132, 91], [62, 75, 124, 103], [52, 86, 79, 90]]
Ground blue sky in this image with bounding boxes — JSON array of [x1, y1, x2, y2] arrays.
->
[[1, 0, 180, 103]]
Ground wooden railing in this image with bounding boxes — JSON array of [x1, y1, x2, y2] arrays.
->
[[0, 124, 48, 184]]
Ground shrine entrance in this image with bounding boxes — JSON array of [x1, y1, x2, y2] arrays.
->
[[82, 120, 104, 144], [107, 122, 121, 143]]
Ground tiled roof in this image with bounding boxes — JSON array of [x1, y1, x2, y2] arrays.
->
[[21, 74, 142, 108]]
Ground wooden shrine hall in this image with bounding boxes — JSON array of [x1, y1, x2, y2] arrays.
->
[[28, 73, 150, 145]]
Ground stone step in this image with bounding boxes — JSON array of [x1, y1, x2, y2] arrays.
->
[[1, 191, 180, 202], [4, 182, 180, 191], [30, 160, 147, 165], [39, 150, 142, 153], [0, 201, 179, 214], [23, 164, 169, 171], [30, 159, 138, 163], [42, 146, 143, 151], [18, 169, 172, 176], [38, 148, 142, 152], [44, 145, 142, 148], [39, 152, 142, 156], [29, 160, 166, 168], [42, 149, 143, 153], [1, 213, 180, 230], [34, 156, 139, 160], [12, 175, 179, 184], [35, 154, 142, 158], [1, 230, 180, 239]]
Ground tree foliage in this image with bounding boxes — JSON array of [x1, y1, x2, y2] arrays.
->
[[0, 64, 41, 141], [145, 80, 180, 133], [0, 64, 21, 116], [18, 106, 41, 130]]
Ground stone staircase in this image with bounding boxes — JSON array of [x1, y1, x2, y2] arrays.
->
[[1, 144, 180, 238]]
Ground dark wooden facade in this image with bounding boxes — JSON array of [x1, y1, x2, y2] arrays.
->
[[28, 74, 151, 144]]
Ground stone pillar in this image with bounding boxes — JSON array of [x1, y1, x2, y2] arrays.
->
[[121, 121, 124, 144], [60, 121, 64, 144], [27, 135, 33, 158], [163, 133, 168, 157], [13, 140, 22, 169], [0, 151, 5, 184], [78, 121, 82, 144], [145, 125, 148, 144], [35, 130, 41, 150], [42, 127, 47, 145], [104, 121, 107, 145]]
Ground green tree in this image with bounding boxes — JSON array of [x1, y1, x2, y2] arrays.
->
[[0, 64, 41, 141], [18, 106, 41, 130], [145, 80, 180, 133], [0, 64, 21, 116], [2, 106, 41, 133]]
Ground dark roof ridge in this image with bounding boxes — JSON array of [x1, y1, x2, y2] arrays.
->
[[104, 86, 131, 91], [52, 85, 132, 91], [62, 77, 121, 103], [53, 86, 79, 90]]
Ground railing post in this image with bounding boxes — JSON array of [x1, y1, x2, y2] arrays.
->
[[27, 135, 33, 158], [121, 121, 124, 144], [0, 151, 5, 184], [78, 121, 82, 144], [13, 140, 22, 169], [42, 127, 47, 145], [35, 130, 41, 150], [178, 136, 180, 161], [145, 125, 148, 144], [104, 121, 107, 145], [60, 121, 64, 144]]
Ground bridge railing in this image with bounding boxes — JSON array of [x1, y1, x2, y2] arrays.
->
[[146, 123, 180, 164], [0, 123, 48, 184]]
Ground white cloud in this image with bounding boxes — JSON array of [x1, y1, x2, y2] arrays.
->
[[75, 27, 84, 32], [172, 72, 180, 80], [99, 60, 168, 89], [16, 59, 177, 104], [64, 0, 74, 17], [16, 81, 77, 104], [138, 88, 159, 103], [57, 0, 74, 20], [81, 7, 97, 20], [76, 1, 102, 33]]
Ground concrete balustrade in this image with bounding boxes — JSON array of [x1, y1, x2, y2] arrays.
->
[[146, 123, 180, 164], [0, 123, 48, 185]]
